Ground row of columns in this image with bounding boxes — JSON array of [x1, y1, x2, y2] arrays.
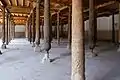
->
[[26, 0, 120, 80], [0, 7, 15, 54]]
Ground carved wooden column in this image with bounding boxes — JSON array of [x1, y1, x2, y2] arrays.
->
[[35, 0, 40, 47], [29, 17, 32, 43], [67, 6, 72, 50], [8, 15, 11, 43], [13, 23, 15, 39], [57, 12, 60, 45], [118, 2, 120, 51], [72, 0, 85, 80], [6, 11, 9, 45], [25, 22, 28, 38], [54, 24, 57, 39], [112, 13, 115, 43], [1, 7, 6, 49], [88, 0, 97, 56], [26, 20, 29, 41], [60, 23, 64, 38], [41, 0, 52, 63], [41, 19, 44, 39], [32, 10, 36, 47]]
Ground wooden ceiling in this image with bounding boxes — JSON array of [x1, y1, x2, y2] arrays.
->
[[0, 0, 119, 25]]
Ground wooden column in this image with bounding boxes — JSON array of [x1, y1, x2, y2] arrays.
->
[[54, 25, 57, 39], [41, 19, 44, 39], [88, 0, 97, 56], [44, 0, 51, 44], [11, 21, 15, 39], [32, 10, 36, 46], [29, 17, 32, 43], [13, 23, 15, 39], [8, 15, 11, 42], [61, 23, 64, 38], [112, 13, 115, 43], [27, 20, 29, 41], [1, 7, 6, 49], [25, 22, 28, 38], [67, 6, 72, 50], [35, 0, 40, 46], [41, 0, 51, 63], [57, 12, 60, 45], [72, 0, 85, 80], [118, 2, 120, 51], [6, 12, 9, 45]]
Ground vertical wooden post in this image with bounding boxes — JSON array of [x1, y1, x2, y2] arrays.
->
[[54, 24, 57, 39], [8, 15, 10, 43], [61, 23, 64, 38], [67, 6, 72, 50], [32, 10, 36, 47], [13, 23, 15, 39], [41, 0, 51, 63], [29, 17, 32, 43], [44, 0, 51, 44], [1, 7, 6, 49], [25, 22, 28, 38], [41, 19, 44, 39], [6, 11, 9, 45], [27, 20, 29, 41], [88, 0, 97, 56], [57, 12, 60, 45], [72, 0, 85, 80], [118, 2, 120, 51], [35, 0, 40, 46], [112, 13, 115, 43]]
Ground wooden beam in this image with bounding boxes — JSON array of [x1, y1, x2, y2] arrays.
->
[[15, 0, 18, 6], [7, 6, 31, 13], [8, 0, 12, 6], [84, 1, 115, 13], [22, 0, 25, 6]]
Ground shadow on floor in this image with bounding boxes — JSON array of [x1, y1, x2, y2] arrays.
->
[[50, 52, 71, 62]]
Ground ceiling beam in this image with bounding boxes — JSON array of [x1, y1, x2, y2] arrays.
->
[[6, 6, 31, 14], [15, 0, 18, 6], [8, 0, 12, 6], [22, 0, 25, 6], [84, 1, 116, 13]]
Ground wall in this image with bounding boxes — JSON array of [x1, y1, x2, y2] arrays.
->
[[15, 25, 25, 38], [84, 14, 119, 41]]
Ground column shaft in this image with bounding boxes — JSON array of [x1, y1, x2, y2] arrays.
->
[[6, 12, 9, 45], [68, 6, 72, 50], [32, 10, 36, 43], [57, 12, 60, 45], [118, 2, 120, 52], [72, 0, 85, 80], [2, 7, 5, 44], [88, 0, 97, 56], [112, 13, 115, 43], [29, 17, 32, 43], [41, 19, 44, 39], [35, 0, 40, 46], [43, 0, 51, 50]]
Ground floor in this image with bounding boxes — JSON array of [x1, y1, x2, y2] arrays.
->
[[0, 38, 119, 80]]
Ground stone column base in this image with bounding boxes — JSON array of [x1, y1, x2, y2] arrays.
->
[[117, 47, 120, 52], [0, 50, 2, 54], [34, 45, 41, 52], [32, 43, 35, 47], [67, 44, 71, 53], [86, 49, 98, 58], [1, 44, 6, 49]]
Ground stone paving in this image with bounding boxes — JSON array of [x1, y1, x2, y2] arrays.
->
[[0, 39, 119, 80]]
